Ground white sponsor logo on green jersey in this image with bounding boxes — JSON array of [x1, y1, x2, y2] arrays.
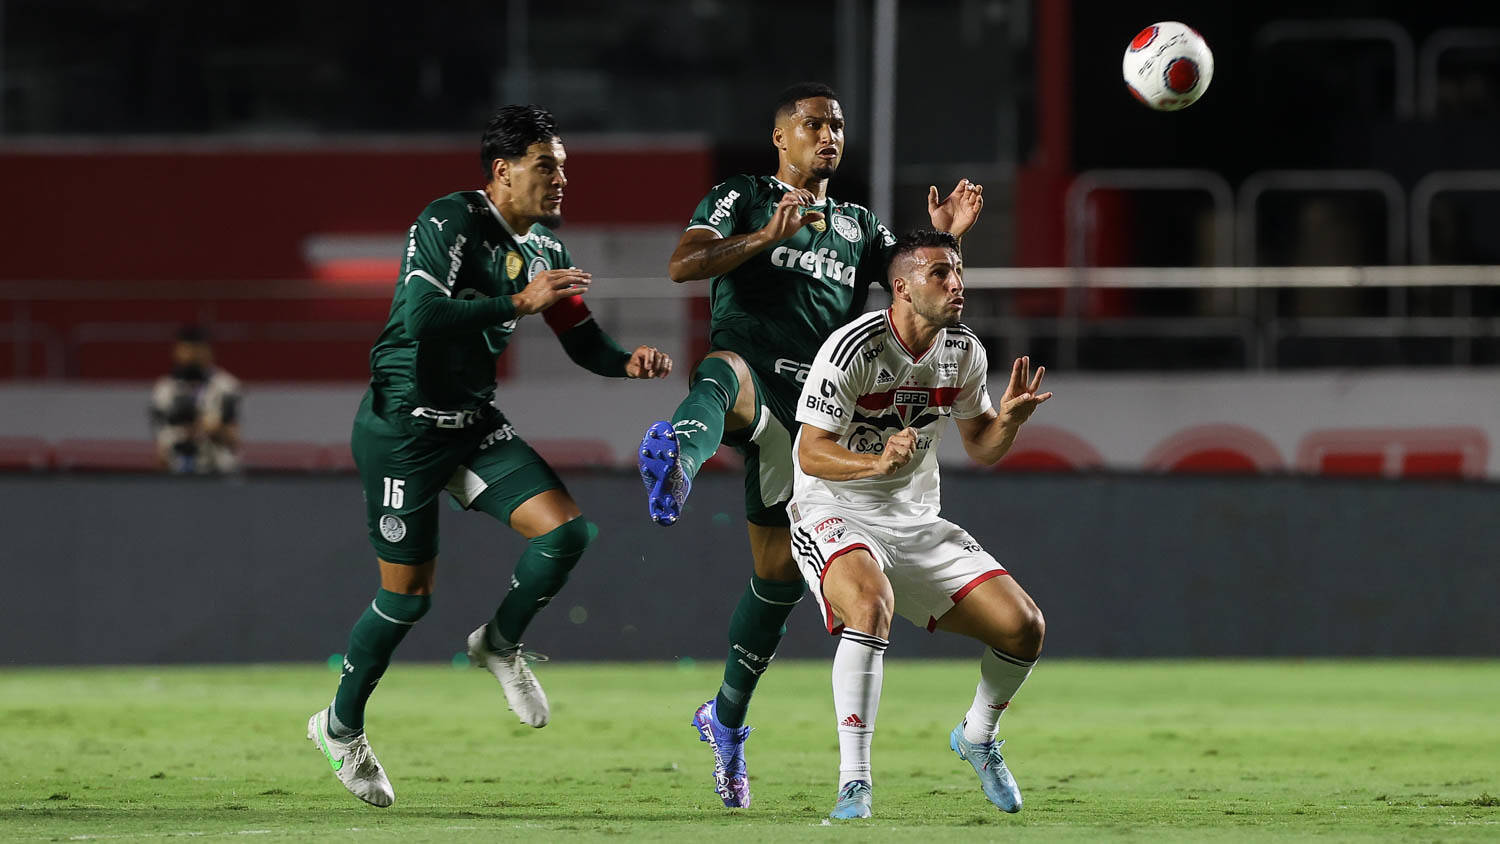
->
[[770, 245, 856, 286], [708, 189, 742, 227]]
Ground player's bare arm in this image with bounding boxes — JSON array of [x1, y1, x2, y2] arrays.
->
[[927, 179, 985, 238], [512, 267, 591, 314], [955, 356, 1052, 466], [667, 190, 825, 282], [797, 423, 918, 481]]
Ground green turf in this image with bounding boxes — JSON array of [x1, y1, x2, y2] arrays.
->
[[2, 659, 1497, 841]]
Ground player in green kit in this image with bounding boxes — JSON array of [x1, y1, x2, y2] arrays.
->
[[636, 82, 985, 807], [308, 105, 673, 808]]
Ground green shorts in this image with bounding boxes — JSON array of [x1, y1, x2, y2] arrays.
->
[[350, 391, 563, 563], [720, 361, 802, 528]]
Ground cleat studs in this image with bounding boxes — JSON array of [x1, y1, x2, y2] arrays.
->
[[666, 450, 676, 459]]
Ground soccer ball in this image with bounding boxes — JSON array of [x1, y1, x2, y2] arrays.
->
[[1122, 21, 1214, 111]]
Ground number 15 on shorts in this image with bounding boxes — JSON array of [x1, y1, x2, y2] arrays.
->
[[382, 477, 405, 509]]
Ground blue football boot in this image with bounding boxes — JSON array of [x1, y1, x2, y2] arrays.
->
[[638, 420, 692, 526], [829, 780, 873, 819], [950, 721, 1023, 812], [690, 699, 751, 807]]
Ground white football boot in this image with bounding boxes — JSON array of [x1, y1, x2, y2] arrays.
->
[[467, 625, 550, 727], [306, 708, 394, 808]]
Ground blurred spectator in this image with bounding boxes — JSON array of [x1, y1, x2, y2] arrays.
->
[[149, 326, 242, 474]]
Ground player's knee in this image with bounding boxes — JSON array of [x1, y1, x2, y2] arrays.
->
[[531, 516, 598, 569], [844, 589, 895, 638], [1014, 605, 1045, 659], [376, 589, 432, 625]]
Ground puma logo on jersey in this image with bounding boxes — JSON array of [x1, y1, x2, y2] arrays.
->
[[429, 217, 448, 230], [482, 241, 501, 261], [770, 245, 856, 286]]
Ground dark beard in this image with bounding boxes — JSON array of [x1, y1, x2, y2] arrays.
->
[[916, 300, 961, 328], [810, 161, 837, 180], [537, 212, 563, 228]]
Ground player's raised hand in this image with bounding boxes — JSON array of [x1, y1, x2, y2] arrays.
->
[[513, 267, 592, 315], [761, 188, 825, 243], [998, 355, 1052, 429], [875, 427, 919, 475], [927, 178, 985, 238], [625, 345, 673, 379]]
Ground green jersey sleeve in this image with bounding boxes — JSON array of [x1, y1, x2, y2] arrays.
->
[[398, 198, 516, 339], [849, 209, 898, 314], [685, 175, 759, 238]]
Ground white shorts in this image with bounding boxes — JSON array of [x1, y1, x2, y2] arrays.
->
[[789, 504, 1009, 635]]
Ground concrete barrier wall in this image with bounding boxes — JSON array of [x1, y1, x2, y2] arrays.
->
[[2, 471, 1496, 664]]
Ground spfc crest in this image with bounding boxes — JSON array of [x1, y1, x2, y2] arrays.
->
[[504, 252, 523, 280], [893, 387, 930, 426]]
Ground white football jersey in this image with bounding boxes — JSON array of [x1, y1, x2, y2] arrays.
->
[[792, 309, 993, 520]]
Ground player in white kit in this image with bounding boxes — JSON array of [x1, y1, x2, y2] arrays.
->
[[788, 229, 1052, 819]]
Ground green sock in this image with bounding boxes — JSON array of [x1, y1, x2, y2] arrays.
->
[[331, 588, 430, 735], [714, 575, 805, 728], [488, 517, 598, 646], [671, 357, 739, 479]]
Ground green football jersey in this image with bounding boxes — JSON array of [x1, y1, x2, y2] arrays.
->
[[686, 174, 896, 386], [369, 190, 573, 413]]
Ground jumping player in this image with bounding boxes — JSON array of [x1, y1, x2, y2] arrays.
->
[[308, 105, 672, 808], [636, 82, 984, 807], [788, 229, 1050, 819]]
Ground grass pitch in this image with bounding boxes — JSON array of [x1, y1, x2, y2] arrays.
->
[[2, 659, 1497, 841]]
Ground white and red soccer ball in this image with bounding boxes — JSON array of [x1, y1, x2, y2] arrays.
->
[[1122, 21, 1214, 111]]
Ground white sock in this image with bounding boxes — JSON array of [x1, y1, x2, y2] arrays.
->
[[833, 628, 887, 788], [962, 647, 1036, 744]]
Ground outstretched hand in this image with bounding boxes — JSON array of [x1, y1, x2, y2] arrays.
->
[[625, 345, 673, 379], [998, 355, 1052, 429], [927, 178, 984, 238]]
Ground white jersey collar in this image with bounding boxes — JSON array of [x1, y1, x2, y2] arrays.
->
[[476, 190, 533, 243], [885, 308, 939, 364], [770, 175, 832, 206]]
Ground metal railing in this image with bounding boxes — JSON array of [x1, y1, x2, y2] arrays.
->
[[1255, 18, 1416, 119], [1417, 28, 1500, 120]]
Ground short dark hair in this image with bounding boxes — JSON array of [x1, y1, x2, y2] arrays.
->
[[774, 82, 839, 122], [888, 229, 962, 280], [480, 105, 560, 178]]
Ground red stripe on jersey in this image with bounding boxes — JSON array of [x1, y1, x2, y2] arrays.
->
[[928, 568, 1010, 632], [855, 386, 962, 411], [820, 543, 872, 636], [542, 295, 593, 335], [886, 308, 920, 358]]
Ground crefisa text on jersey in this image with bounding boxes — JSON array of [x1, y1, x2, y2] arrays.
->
[[769, 246, 857, 285]]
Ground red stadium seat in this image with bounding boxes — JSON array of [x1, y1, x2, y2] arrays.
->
[[0, 436, 51, 470], [529, 438, 619, 470], [239, 441, 329, 472], [322, 444, 358, 473], [52, 439, 160, 472]]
